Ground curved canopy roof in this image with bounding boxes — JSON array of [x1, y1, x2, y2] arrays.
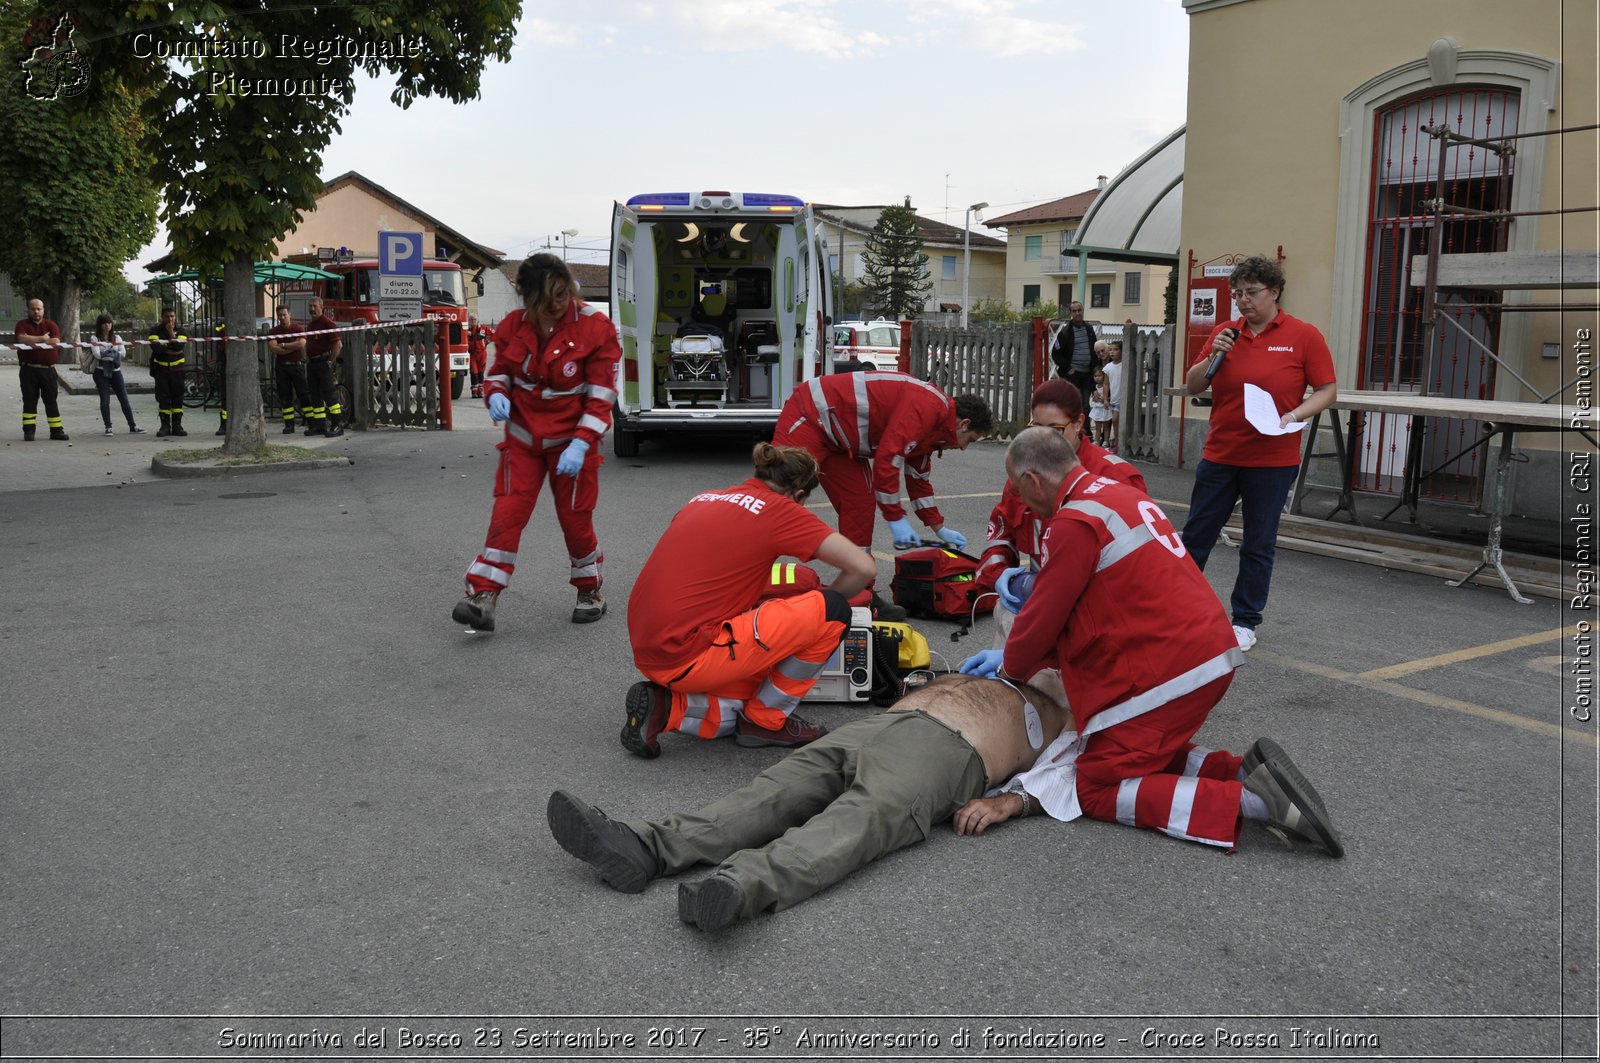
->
[[1067, 126, 1185, 265], [150, 261, 342, 285]]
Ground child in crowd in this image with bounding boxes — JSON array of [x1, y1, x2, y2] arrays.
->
[[1089, 368, 1113, 445], [1101, 340, 1123, 452]]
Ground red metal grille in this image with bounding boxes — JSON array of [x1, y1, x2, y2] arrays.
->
[[1355, 87, 1519, 504]]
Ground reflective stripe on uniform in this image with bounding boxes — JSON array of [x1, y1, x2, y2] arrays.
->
[[578, 413, 608, 435], [570, 548, 601, 579], [911, 497, 938, 511], [468, 561, 510, 587], [586, 384, 617, 404], [1084, 647, 1244, 741], [506, 422, 534, 447], [1116, 778, 1140, 826], [484, 548, 517, 564]]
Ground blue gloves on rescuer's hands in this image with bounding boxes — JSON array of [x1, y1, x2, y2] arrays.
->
[[959, 648, 1004, 678], [887, 517, 919, 549], [996, 566, 1037, 614], [556, 438, 589, 476], [487, 393, 510, 422], [936, 526, 968, 551]]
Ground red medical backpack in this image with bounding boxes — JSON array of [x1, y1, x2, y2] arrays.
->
[[890, 545, 994, 622]]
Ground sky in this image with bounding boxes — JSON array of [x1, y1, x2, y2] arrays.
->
[[130, 0, 1192, 277]]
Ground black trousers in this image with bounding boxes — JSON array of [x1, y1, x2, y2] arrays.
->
[[152, 364, 185, 416], [306, 357, 338, 424], [275, 361, 311, 421], [18, 364, 60, 418]]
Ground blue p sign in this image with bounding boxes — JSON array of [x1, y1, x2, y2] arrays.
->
[[379, 231, 423, 276]]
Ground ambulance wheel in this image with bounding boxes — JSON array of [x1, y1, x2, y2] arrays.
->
[[450, 372, 465, 400], [613, 424, 640, 458]]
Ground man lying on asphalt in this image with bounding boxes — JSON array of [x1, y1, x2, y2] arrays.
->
[[547, 674, 1073, 931]]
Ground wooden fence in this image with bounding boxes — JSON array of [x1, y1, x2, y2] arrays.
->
[[343, 322, 445, 430], [1114, 323, 1173, 462], [907, 320, 1035, 438]]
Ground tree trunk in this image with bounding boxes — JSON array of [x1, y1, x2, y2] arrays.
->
[[221, 253, 266, 454], [52, 279, 81, 350]]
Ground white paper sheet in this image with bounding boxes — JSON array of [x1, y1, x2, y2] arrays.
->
[[1244, 383, 1307, 436]]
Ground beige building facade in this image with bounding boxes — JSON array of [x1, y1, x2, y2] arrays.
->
[[814, 206, 1006, 317], [1180, 0, 1595, 515]]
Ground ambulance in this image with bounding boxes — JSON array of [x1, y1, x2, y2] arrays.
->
[[609, 191, 833, 456]]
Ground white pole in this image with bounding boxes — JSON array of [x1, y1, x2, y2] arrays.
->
[[961, 201, 987, 329]]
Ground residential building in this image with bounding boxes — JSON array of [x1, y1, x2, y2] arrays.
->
[[813, 204, 1006, 318], [984, 187, 1175, 324]]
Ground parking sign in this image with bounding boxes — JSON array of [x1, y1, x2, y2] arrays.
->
[[378, 230, 424, 321]]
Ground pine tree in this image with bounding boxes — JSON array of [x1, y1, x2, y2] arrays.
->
[[861, 198, 932, 319]]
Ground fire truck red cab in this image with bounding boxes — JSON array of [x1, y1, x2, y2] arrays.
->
[[290, 257, 471, 399]]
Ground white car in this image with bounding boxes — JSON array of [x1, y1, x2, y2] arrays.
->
[[832, 319, 900, 371]]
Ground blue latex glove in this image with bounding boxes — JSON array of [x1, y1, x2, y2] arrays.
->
[[887, 517, 919, 549], [487, 393, 510, 422], [936, 526, 968, 551], [996, 566, 1036, 614], [959, 648, 1005, 678], [556, 437, 589, 477]]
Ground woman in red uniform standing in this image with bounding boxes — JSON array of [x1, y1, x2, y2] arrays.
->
[[452, 253, 621, 633], [1181, 256, 1337, 652]]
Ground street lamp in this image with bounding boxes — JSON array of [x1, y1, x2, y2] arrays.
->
[[961, 201, 988, 329], [560, 228, 578, 261]]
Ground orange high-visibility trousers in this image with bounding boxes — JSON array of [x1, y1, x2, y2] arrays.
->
[[641, 590, 847, 735]]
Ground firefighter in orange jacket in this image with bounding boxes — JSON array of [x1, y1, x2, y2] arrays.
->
[[452, 253, 621, 632], [772, 371, 991, 617]]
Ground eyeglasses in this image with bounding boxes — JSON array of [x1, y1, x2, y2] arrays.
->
[[1231, 286, 1274, 301], [1027, 419, 1074, 434]]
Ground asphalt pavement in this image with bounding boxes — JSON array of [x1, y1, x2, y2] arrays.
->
[[1, 373, 1595, 1062]]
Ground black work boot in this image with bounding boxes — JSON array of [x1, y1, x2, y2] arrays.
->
[[22, 425, 35, 441], [281, 419, 296, 434], [49, 426, 69, 441], [156, 413, 171, 438], [215, 418, 226, 436], [170, 412, 187, 437], [546, 790, 660, 893]]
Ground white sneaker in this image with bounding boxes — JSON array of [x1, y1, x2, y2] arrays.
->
[[1233, 624, 1258, 652]]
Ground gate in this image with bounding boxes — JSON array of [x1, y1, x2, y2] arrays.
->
[[342, 322, 445, 429], [1116, 323, 1172, 462], [907, 320, 1034, 438]]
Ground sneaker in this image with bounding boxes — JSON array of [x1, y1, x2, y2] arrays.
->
[[1233, 624, 1258, 652], [129, 425, 145, 434], [677, 874, 746, 932], [735, 711, 828, 749], [1244, 737, 1327, 816], [1242, 740, 1343, 857], [870, 592, 907, 622], [546, 790, 659, 893], [620, 681, 671, 759], [104, 425, 114, 436], [451, 590, 499, 632], [572, 589, 606, 624]]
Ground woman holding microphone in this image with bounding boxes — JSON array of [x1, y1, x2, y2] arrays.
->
[[1180, 256, 1337, 652]]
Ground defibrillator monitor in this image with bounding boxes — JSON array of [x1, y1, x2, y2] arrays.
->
[[803, 606, 874, 703]]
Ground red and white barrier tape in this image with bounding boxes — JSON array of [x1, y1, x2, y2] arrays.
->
[[2, 316, 439, 352]]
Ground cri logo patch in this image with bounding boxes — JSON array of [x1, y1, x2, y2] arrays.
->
[[563, 363, 578, 378]]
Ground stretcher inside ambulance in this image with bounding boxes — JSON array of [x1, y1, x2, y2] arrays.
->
[[609, 191, 834, 457]]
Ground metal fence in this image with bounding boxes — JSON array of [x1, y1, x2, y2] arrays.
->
[[907, 320, 1035, 438], [343, 322, 444, 430]]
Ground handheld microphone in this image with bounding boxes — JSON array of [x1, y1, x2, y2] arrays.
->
[[1205, 327, 1241, 381]]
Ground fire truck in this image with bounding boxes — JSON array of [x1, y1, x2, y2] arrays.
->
[[286, 256, 471, 399]]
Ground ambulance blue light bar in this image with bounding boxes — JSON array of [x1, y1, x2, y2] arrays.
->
[[626, 193, 693, 208], [741, 193, 807, 209]]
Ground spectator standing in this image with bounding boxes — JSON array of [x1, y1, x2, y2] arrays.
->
[[89, 314, 143, 436], [13, 298, 68, 440], [1088, 369, 1112, 445], [1101, 339, 1124, 452], [466, 313, 490, 398], [147, 307, 188, 437], [266, 305, 312, 434], [302, 297, 345, 437], [1180, 256, 1337, 652], [1050, 300, 1098, 411]]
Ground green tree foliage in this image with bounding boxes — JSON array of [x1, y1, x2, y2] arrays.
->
[[861, 200, 932, 320], [969, 297, 1060, 324], [65, 1, 518, 452], [0, 16, 158, 342], [1163, 265, 1178, 324], [84, 276, 161, 329], [831, 274, 866, 319]]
